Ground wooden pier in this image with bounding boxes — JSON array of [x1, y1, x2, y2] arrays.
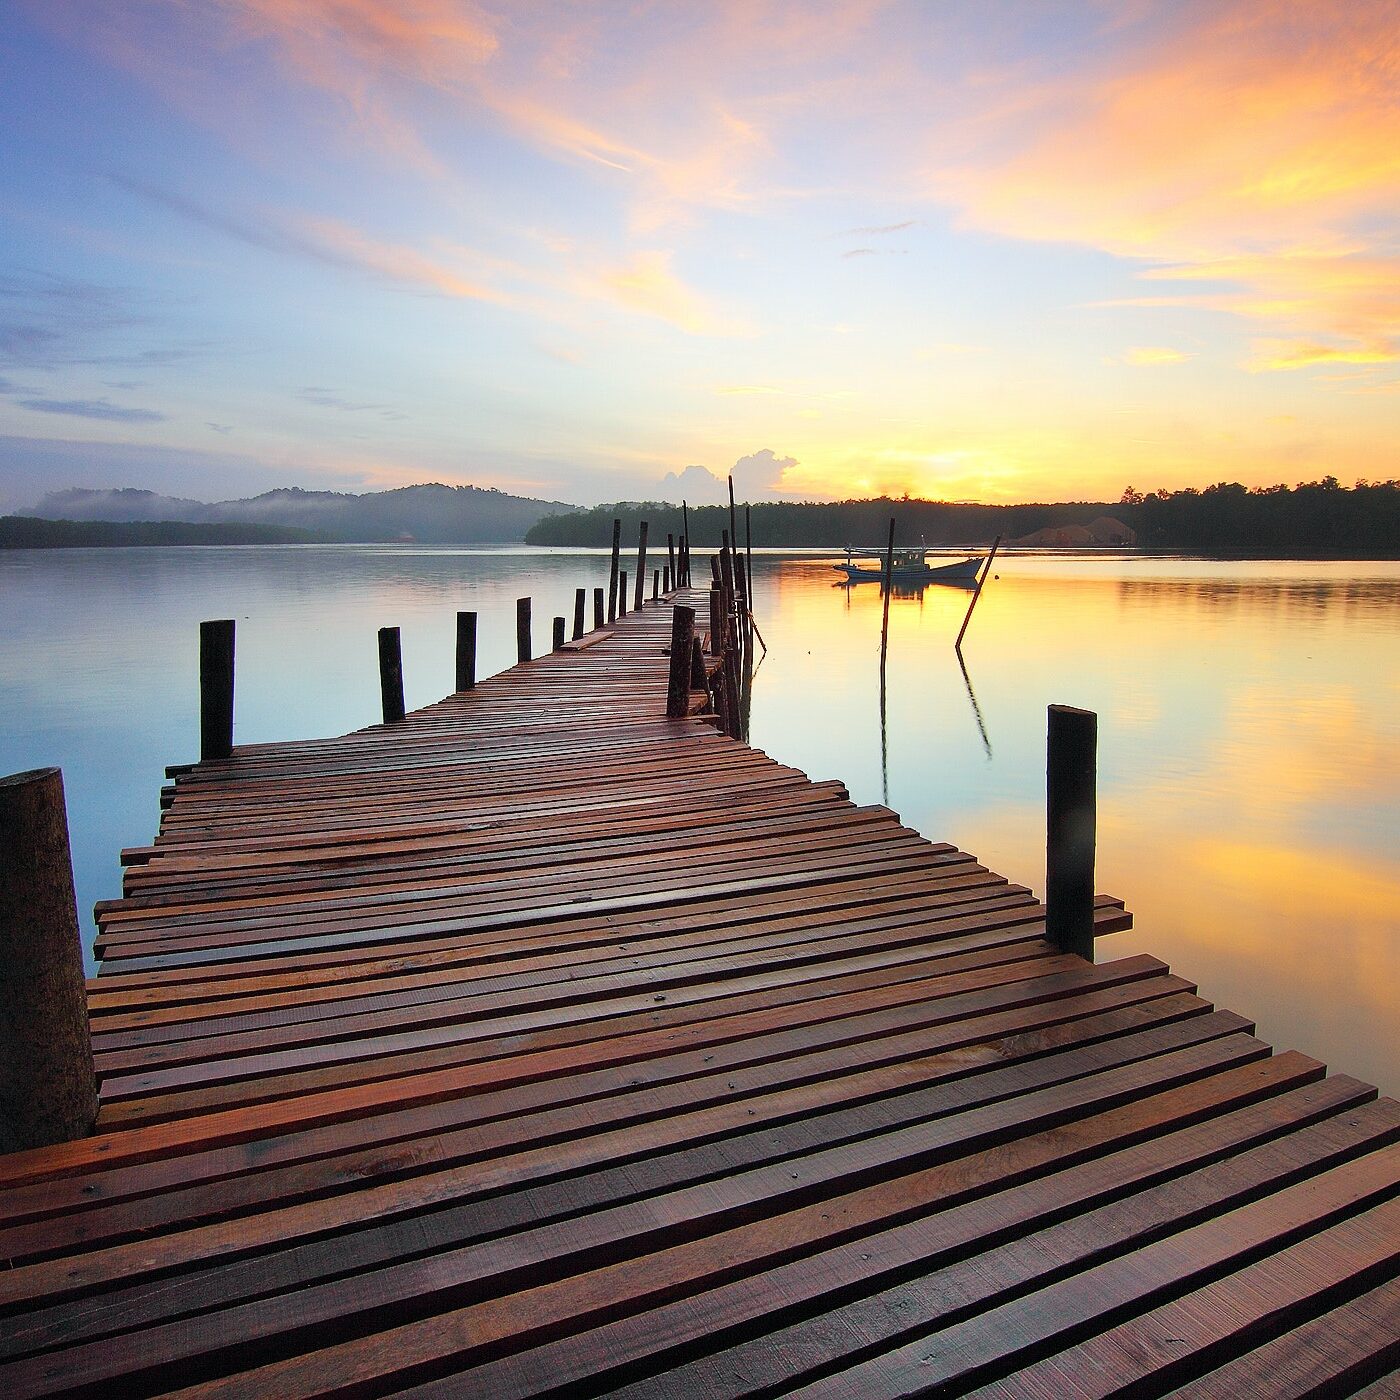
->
[[1, 587, 1397, 1397]]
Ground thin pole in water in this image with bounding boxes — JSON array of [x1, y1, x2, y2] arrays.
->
[[955, 534, 1002, 653]]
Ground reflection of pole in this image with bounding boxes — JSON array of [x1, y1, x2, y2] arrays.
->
[[879, 516, 896, 674], [957, 649, 993, 758], [879, 660, 889, 807], [954, 534, 1002, 653]]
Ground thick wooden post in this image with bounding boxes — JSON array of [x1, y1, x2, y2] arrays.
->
[[666, 605, 697, 717], [709, 582, 723, 655], [378, 627, 405, 723], [667, 533, 676, 590], [553, 616, 566, 651], [199, 618, 235, 762], [634, 520, 649, 612], [516, 597, 532, 663], [681, 500, 690, 584], [1046, 704, 1097, 960], [593, 587, 604, 630], [572, 588, 586, 641], [618, 572, 628, 616], [455, 611, 477, 691], [0, 767, 97, 1152], [607, 518, 621, 622], [652, 569, 660, 602], [664, 565, 672, 593]]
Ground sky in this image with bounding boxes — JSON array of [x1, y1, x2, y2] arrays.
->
[[1, 0, 1397, 509]]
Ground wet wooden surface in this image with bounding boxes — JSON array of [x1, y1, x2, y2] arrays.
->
[[2, 587, 1395, 1397]]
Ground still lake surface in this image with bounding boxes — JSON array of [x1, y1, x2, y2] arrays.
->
[[2, 545, 1396, 1095]]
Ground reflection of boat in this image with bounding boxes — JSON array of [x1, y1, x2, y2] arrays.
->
[[834, 544, 982, 585]]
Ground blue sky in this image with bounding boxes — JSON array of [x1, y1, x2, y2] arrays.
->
[[2, 1, 1397, 509]]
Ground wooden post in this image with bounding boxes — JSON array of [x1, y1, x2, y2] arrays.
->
[[720, 531, 738, 639], [593, 587, 604, 630], [516, 597, 532, 663], [880, 516, 896, 674], [572, 588, 586, 641], [455, 611, 477, 691], [709, 582, 723, 655], [744, 503, 754, 621], [664, 565, 672, 593], [199, 618, 235, 762], [553, 616, 566, 651], [728, 478, 747, 617], [378, 627, 405, 723], [618, 571, 628, 616], [690, 634, 706, 689], [666, 605, 697, 717], [634, 520, 649, 612], [652, 569, 660, 602], [667, 533, 676, 590], [607, 517, 622, 622], [681, 500, 690, 584], [1046, 704, 1097, 960], [955, 534, 1003, 653], [0, 767, 97, 1152]]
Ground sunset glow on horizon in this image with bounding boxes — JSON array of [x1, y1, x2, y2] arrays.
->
[[2, 1, 1398, 509]]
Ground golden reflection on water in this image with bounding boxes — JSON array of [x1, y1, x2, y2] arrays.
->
[[747, 554, 1400, 1096]]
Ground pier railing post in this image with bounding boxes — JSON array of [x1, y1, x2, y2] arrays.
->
[[199, 618, 235, 762], [666, 605, 697, 717], [593, 587, 604, 630], [455, 611, 477, 691], [516, 597, 532, 663], [0, 767, 97, 1152], [651, 569, 660, 602], [619, 572, 628, 616], [553, 616, 566, 651], [634, 520, 649, 612], [608, 518, 621, 622], [378, 627, 405, 724], [572, 588, 586, 641], [690, 634, 706, 690], [1046, 704, 1097, 960]]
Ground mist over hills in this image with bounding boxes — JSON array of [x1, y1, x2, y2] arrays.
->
[[22, 484, 573, 544]]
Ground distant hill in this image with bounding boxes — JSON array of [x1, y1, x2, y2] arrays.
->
[[0, 516, 327, 548], [23, 483, 574, 544]]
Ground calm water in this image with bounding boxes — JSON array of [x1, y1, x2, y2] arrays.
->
[[2, 546, 1396, 1095]]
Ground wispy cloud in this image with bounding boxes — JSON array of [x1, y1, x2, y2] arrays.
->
[[1124, 346, 1191, 366], [842, 220, 916, 236], [18, 396, 165, 422], [1247, 340, 1400, 373], [594, 250, 754, 336]]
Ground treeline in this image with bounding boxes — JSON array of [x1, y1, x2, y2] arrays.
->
[[527, 477, 1400, 553], [0, 517, 327, 548], [1123, 478, 1399, 552], [526, 497, 1120, 549]]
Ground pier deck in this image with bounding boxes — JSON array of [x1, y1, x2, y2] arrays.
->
[[2, 588, 1397, 1397]]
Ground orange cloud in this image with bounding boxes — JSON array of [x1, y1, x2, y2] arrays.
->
[[932, 2, 1400, 354], [1248, 339, 1400, 372], [594, 251, 754, 336]]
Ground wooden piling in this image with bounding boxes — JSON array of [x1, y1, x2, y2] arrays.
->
[[572, 588, 585, 641], [0, 767, 96, 1153], [607, 518, 621, 622], [199, 618, 235, 763], [516, 597, 532, 663], [667, 533, 676, 590], [665, 605, 697, 717], [744, 503, 754, 625], [681, 500, 690, 583], [1046, 704, 1098, 960], [377, 627, 405, 724], [593, 587, 604, 630], [553, 616, 566, 651], [618, 572, 628, 616], [652, 569, 660, 602], [709, 582, 723, 656], [454, 611, 476, 692], [634, 520, 649, 612]]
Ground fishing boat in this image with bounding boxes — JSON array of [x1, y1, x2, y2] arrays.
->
[[833, 544, 983, 585]]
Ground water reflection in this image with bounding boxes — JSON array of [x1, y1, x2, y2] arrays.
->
[[1, 546, 1396, 1097]]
